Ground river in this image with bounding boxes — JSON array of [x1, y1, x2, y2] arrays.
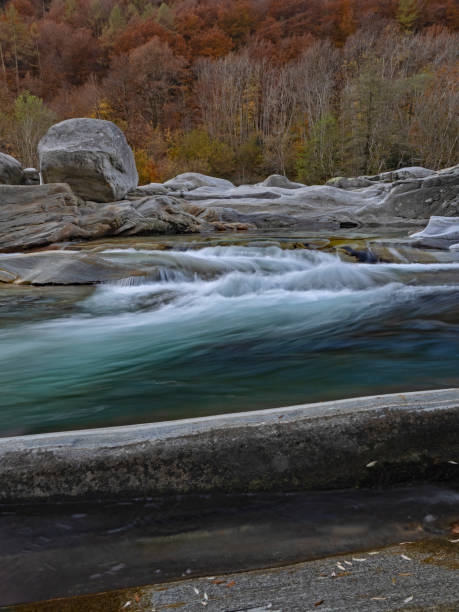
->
[[0, 231, 458, 436]]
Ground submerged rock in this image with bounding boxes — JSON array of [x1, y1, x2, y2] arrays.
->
[[0, 152, 23, 185], [38, 118, 138, 202]]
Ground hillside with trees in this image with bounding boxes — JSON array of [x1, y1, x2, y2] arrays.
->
[[0, 0, 457, 183]]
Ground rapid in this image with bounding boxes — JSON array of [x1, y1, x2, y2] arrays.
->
[[1, 241, 458, 435]]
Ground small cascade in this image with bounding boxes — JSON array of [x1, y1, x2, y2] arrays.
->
[[0, 242, 458, 435]]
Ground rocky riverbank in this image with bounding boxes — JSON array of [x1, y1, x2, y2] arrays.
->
[[0, 118, 458, 256]]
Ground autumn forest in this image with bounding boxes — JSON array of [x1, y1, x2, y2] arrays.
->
[[0, 0, 457, 184]]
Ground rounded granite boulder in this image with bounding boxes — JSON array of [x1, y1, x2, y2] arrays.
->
[[38, 118, 138, 202], [0, 152, 23, 185]]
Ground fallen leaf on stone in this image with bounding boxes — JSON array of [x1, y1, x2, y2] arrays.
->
[[278, 415, 284, 419], [401, 555, 412, 560], [314, 600, 324, 607], [399, 572, 412, 576], [366, 461, 377, 468], [213, 580, 226, 584], [337, 571, 351, 576], [225, 581, 236, 588], [135, 595, 140, 603], [404, 595, 414, 603]]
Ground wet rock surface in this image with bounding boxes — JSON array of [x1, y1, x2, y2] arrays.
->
[[0, 389, 457, 503], [0, 251, 149, 285], [1, 485, 458, 608]]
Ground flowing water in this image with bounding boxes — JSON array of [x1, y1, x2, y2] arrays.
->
[[1, 234, 458, 435]]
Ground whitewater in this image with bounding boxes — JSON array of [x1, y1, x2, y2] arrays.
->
[[0, 244, 458, 434]]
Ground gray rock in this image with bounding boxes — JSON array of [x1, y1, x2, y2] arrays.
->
[[410, 216, 459, 249], [180, 165, 459, 229], [326, 176, 374, 189], [0, 184, 205, 252], [127, 183, 168, 198], [0, 152, 23, 185], [374, 167, 459, 219], [366, 166, 436, 182], [0, 251, 147, 285], [22, 168, 40, 185], [38, 118, 138, 202], [163, 172, 234, 192], [260, 174, 304, 189]]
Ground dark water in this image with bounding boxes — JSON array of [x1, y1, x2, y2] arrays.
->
[[0, 237, 458, 435], [0, 485, 457, 605]]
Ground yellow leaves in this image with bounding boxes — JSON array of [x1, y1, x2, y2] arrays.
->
[[134, 148, 160, 184]]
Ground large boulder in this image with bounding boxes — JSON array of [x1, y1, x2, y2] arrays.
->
[[0, 152, 23, 185], [38, 118, 138, 202]]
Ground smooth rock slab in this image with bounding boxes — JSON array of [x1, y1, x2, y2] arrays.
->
[[27, 539, 454, 612], [0, 185, 204, 252], [0, 389, 457, 503], [260, 174, 305, 189], [411, 216, 459, 249], [0, 251, 147, 285], [38, 118, 138, 202], [164, 172, 234, 192]]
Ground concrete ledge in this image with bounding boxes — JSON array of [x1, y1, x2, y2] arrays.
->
[[0, 389, 458, 503]]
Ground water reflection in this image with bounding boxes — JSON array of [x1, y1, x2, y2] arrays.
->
[[0, 484, 457, 606]]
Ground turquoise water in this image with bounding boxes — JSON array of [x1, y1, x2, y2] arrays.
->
[[1, 241, 458, 435]]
